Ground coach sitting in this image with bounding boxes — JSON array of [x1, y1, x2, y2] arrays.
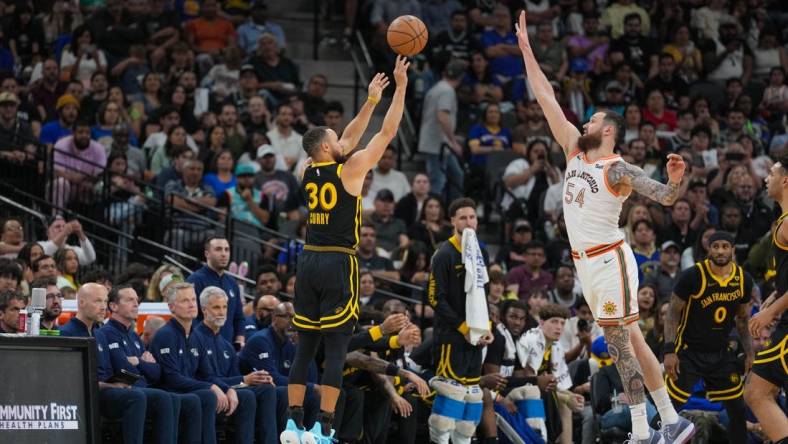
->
[[194, 286, 281, 443]]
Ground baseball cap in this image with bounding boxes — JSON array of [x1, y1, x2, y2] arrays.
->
[[605, 81, 623, 92], [240, 64, 257, 76], [514, 220, 532, 232], [444, 60, 465, 79], [0, 92, 19, 105], [660, 240, 680, 252], [56, 94, 80, 111], [375, 189, 395, 202], [256, 144, 276, 158], [235, 163, 257, 176]]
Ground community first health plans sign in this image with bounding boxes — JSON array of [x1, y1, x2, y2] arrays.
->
[[0, 403, 80, 430]]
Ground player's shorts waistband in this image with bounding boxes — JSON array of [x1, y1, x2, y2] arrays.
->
[[571, 240, 624, 259], [303, 244, 357, 255]]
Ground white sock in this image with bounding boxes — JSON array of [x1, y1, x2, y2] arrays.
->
[[630, 402, 650, 439], [651, 386, 679, 425]]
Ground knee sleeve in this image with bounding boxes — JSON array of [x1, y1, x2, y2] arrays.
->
[[321, 332, 352, 389]]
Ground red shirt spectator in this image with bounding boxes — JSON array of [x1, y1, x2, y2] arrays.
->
[[184, 0, 236, 54]]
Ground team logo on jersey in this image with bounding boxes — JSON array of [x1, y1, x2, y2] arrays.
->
[[602, 301, 618, 316], [730, 373, 740, 385]]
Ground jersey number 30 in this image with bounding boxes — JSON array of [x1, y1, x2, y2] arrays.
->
[[564, 183, 586, 207], [305, 182, 338, 211]]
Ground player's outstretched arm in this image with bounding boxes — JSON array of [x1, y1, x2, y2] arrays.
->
[[341, 56, 409, 195], [338, 73, 390, 154], [606, 154, 685, 206], [515, 11, 580, 157]]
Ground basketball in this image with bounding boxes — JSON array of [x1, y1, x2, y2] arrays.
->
[[387, 15, 428, 57]]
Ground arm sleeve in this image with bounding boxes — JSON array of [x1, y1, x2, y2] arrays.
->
[[673, 265, 702, 301], [151, 331, 213, 392], [427, 251, 465, 332]]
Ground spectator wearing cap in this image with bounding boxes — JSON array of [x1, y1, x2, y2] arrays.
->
[[644, 53, 689, 109], [38, 216, 96, 266], [266, 103, 303, 170], [418, 60, 464, 202], [644, 241, 682, 303], [368, 146, 411, 202], [248, 33, 301, 103], [216, 163, 270, 230], [367, 189, 409, 254], [39, 94, 79, 147], [51, 119, 107, 209], [659, 198, 698, 251], [0, 92, 36, 170], [506, 241, 554, 301], [495, 219, 534, 271], [29, 58, 68, 123], [237, 2, 286, 55], [567, 12, 609, 69], [253, 144, 301, 228], [609, 13, 659, 79], [583, 81, 626, 123]]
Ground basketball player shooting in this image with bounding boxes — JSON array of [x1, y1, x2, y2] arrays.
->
[[280, 55, 409, 444], [515, 11, 694, 444]]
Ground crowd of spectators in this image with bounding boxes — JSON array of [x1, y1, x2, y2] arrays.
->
[[0, 0, 787, 442]]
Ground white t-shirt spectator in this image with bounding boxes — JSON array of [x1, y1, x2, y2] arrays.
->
[[501, 158, 562, 211], [39, 237, 96, 266], [266, 128, 304, 168], [369, 168, 411, 202], [418, 80, 457, 155], [60, 49, 107, 87], [520, 327, 572, 391]]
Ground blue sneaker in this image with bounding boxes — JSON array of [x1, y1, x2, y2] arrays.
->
[[661, 416, 696, 444], [302, 422, 335, 444], [280, 419, 306, 444]]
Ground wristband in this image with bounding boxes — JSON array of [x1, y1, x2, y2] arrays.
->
[[367, 95, 379, 105], [385, 363, 400, 376], [663, 342, 676, 353]]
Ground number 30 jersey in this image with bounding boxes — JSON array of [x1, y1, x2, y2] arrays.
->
[[562, 151, 628, 251], [302, 161, 362, 249]]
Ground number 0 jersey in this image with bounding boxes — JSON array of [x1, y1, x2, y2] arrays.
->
[[673, 260, 754, 353], [562, 151, 627, 251], [302, 161, 362, 250]]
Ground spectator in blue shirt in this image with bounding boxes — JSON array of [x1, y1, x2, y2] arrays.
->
[[186, 236, 246, 347], [236, 3, 287, 55], [150, 282, 226, 444], [60, 283, 146, 444], [60, 282, 107, 337], [244, 294, 280, 340], [39, 94, 79, 147], [102, 285, 200, 444], [467, 102, 512, 167], [239, 302, 320, 429], [480, 5, 523, 83], [195, 286, 282, 444]]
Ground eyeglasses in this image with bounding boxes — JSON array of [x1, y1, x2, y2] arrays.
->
[[46, 293, 63, 300]]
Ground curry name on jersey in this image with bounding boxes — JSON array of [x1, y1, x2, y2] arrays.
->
[[301, 162, 362, 249], [673, 259, 753, 352]]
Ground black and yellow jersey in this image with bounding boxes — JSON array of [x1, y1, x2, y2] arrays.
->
[[673, 259, 753, 353], [772, 212, 788, 326], [301, 162, 362, 250]]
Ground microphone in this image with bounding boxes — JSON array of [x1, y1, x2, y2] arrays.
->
[[30, 287, 46, 311]]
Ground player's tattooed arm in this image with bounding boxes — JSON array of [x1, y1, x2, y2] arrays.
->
[[606, 161, 682, 206], [735, 303, 754, 360], [663, 293, 686, 346], [603, 326, 646, 405]]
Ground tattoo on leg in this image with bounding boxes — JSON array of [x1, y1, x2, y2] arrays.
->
[[604, 326, 646, 405]]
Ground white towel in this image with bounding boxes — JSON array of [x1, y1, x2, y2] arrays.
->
[[462, 228, 489, 345]]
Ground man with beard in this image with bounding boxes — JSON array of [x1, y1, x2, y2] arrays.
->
[[515, 11, 693, 443], [254, 145, 301, 229], [51, 118, 107, 209], [663, 231, 754, 444], [217, 163, 270, 229], [282, 56, 408, 443], [187, 237, 246, 348], [29, 58, 68, 123], [608, 13, 659, 80], [431, 9, 475, 67], [746, 155, 788, 444], [31, 277, 62, 330], [194, 286, 278, 444], [39, 93, 79, 147], [243, 294, 279, 339]]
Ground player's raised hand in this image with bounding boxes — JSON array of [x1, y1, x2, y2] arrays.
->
[[666, 153, 686, 184], [514, 11, 532, 53], [367, 72, 390, 103], [392, 55, 410, 87]]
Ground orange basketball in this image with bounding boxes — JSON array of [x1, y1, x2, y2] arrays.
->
[[387, 15, 428, 57]]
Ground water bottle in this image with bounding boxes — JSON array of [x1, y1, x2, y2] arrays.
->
[[612, 389, 622, 414], [18, 308, 27, 333]]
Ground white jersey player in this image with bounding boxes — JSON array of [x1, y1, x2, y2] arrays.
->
[[514, 11, 695, 444]]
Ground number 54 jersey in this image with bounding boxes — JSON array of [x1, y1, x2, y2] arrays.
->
[[562, 151, 627, 251]]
